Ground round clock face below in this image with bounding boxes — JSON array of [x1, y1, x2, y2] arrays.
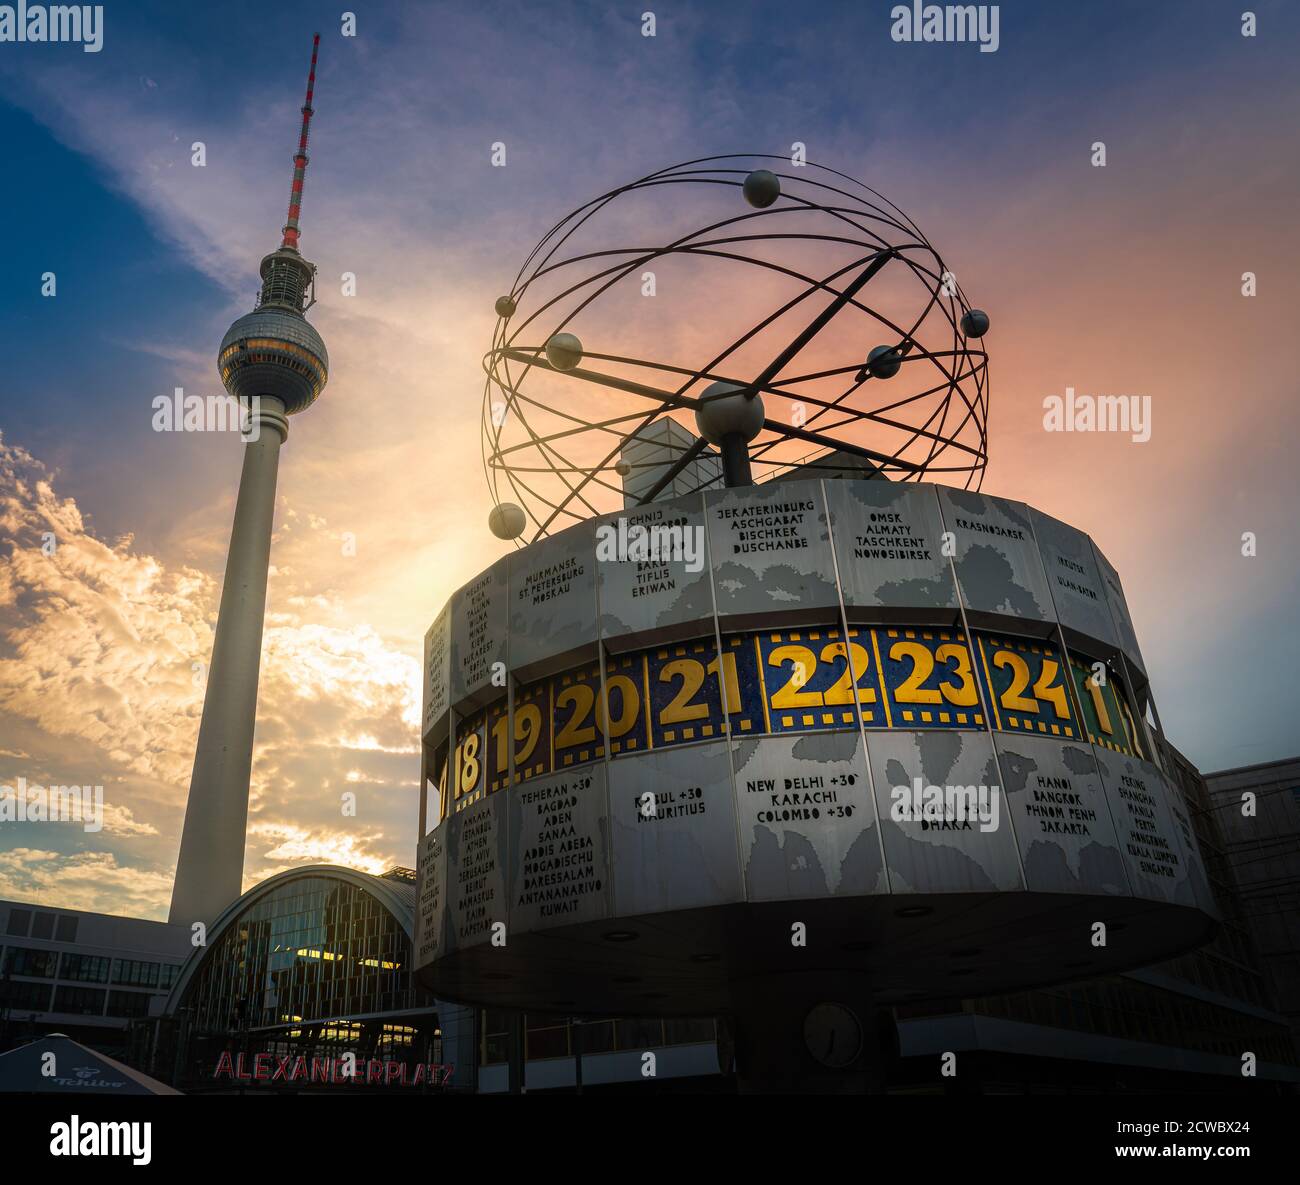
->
[[803, 1002, 863, 1069]]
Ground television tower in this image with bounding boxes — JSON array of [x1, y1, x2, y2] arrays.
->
[[170, 35, 329, 926]]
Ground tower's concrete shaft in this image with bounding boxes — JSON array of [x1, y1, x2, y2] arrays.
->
[[169, 401, 288, 926]]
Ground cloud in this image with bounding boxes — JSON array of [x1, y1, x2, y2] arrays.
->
[[99, 801, 159, 838], [0, 432, 211, 788], [0, 848, 176, 919], [246, 821, 392, 880], [0, 433, 427, 916]]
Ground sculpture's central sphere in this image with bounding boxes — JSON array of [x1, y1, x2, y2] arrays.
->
[[218, 308, 329, 416], [695, 380, 765, 445]]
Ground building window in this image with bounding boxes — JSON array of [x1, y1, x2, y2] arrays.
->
[[53, 985, 107, 1016], [30, 913, 55, 940], [113, 959, 160, 988], [5, 946, 58, 978], [580, 1020, 616, 1054], [107, 990, 152, 1019], [3, 980, 52, 1012], [5, 909, 31, 937], [525, 1017, 570, 1061], [158, 963, 180, 991], [663, 1018, 715, 1046], [59, 952, 111, 984], [617, 1017, 666, 1050], [55, 916, 78, 943], [482, 1011, 510, 1065]]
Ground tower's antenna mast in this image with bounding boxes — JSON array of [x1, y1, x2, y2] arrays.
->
[[281, 32, 320, 251]]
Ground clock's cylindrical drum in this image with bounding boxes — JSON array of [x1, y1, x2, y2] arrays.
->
[[414, 479, 1216, 1015]]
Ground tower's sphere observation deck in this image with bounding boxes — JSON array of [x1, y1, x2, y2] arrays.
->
[[216, 31, 329, 422], [219, 304, 329, 416]]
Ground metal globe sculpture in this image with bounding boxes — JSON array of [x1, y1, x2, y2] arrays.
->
[[483, 154, 991, 545]]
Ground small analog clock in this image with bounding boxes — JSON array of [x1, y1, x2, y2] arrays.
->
[[803, 1002, 863, 1069]]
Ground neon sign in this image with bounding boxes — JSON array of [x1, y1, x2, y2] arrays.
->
[[212, 1051, 453, 1087]]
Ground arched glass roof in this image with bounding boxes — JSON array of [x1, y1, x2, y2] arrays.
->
[[166, 866, 432, 1036]]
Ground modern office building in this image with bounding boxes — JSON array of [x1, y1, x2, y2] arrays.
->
[[0, 899, 190, 1059], [1204, 757, 1300, 1039]]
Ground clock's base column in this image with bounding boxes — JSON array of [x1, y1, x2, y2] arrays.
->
[[725, 972, 897, 1094]]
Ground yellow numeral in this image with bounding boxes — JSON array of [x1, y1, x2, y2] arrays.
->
[[1032, 658, 1070, 718], [1085, 674, 1113, 735], [457, 731, 480, 795], [1118, 694, 1142, 756], [514, 702, 542, 765], [706, 651, 743, 714], [768, 644, 822, 709], [598, 673, 640, 739], [660, 658, 709, 724], [555, 684, 596, 748], [935, 642, 978, 706], [489, 714, 510, 779], [993, 650, 1037, 713], [890, 640, 941, 704], [822, 641, 877, 705]]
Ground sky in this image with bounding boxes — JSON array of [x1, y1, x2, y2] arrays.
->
[[0, 0, 1297, 919]]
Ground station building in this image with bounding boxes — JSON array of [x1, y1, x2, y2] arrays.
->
[[152, 865, 472, 1092]]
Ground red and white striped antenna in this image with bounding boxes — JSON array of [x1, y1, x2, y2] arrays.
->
[[280, 33, 320, 251]]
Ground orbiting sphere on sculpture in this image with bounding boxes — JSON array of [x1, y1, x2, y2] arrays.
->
[[487, 501, 526, 540], [483, 154, 990, 544]]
